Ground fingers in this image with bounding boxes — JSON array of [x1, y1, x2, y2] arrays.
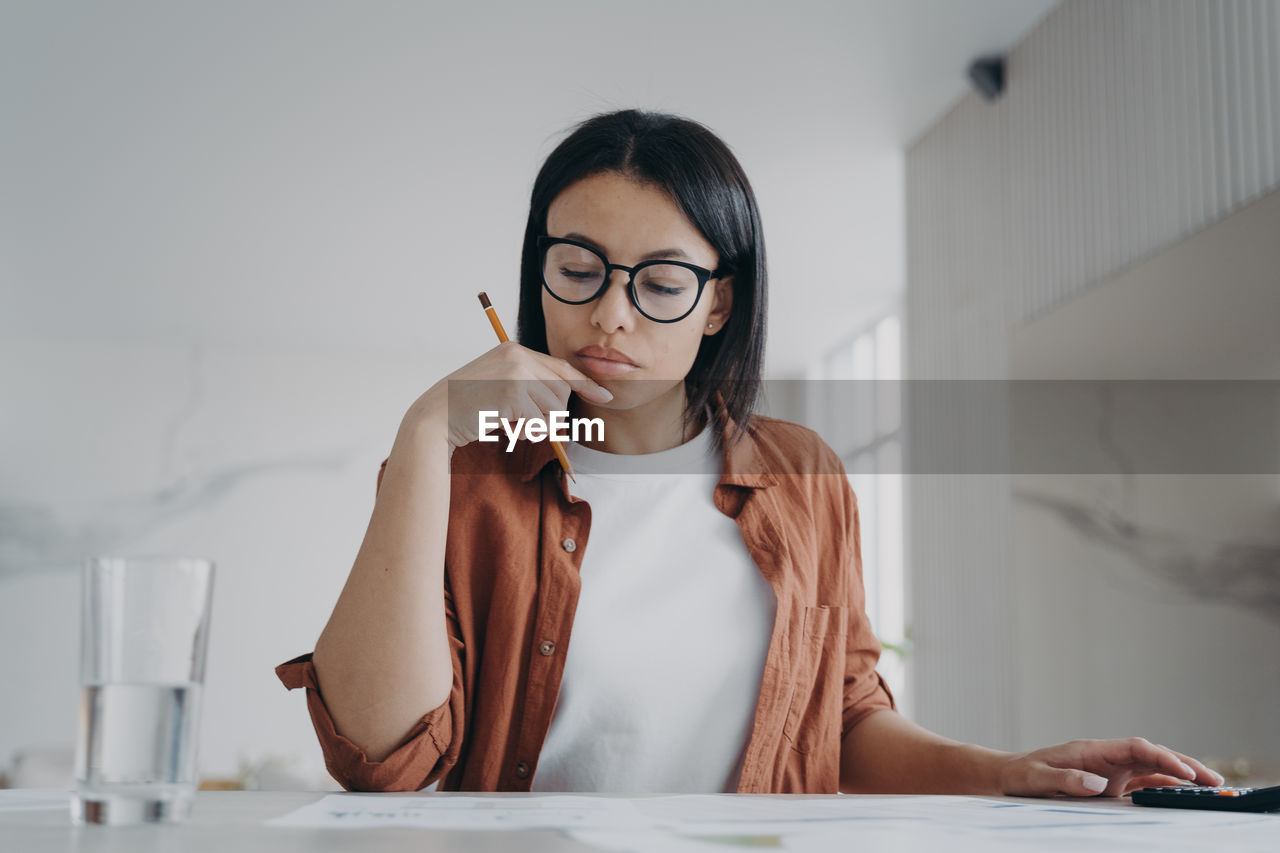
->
[[1032, 765, 1110, 797], [1082, 738, 1222, 787], [1124, 773, 1186, 795], [1100, 737, 1196, 781], [441, 342, 616, 450], [567, 376, 614, 404], [533, 352, 613, 403], [478, 342, 614, 407], [1011, 738, 1224, 800], [478, 341, 607, 397], [1157, 745, 1224, 786], [499, 343, 609, 402], [526, 383, 567, 421]]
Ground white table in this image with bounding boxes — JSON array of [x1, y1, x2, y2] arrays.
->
[[2, 790, 1276, 852], [3, 791, 602, 852]]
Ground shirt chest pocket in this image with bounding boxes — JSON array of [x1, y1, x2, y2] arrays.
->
[[782, 604, 847, 754]]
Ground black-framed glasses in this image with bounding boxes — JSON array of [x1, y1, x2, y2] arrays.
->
[[537, 235, 727, 324]]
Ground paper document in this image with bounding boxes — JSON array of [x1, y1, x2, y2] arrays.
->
[[267, 792, 1278, 850], [574, 795, 1279, 853], [266, 793, 649, 830]]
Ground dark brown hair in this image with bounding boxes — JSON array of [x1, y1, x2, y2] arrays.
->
[[516, 109, 768, 451]]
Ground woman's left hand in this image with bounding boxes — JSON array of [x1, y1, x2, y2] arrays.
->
[[999, 737, 1224, 797]]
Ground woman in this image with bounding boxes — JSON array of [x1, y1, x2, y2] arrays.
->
[[277, 108, 1221, 796]]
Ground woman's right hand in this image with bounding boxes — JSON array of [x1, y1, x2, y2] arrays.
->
[[407, 341, 614, 451]]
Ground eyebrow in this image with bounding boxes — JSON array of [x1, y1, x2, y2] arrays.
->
[[562, 231, 694, 263]]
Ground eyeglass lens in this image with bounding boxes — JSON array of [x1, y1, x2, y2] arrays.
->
[[543, 243, 700, 322]]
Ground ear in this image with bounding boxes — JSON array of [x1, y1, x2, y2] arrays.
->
[[704, 276, 733, 335]]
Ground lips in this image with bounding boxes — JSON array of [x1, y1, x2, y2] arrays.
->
[[575, 344, 640, 377], [576, 345, 638, 366]]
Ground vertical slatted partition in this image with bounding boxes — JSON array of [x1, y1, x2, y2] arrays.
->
[[904, 0, 1279, 747]]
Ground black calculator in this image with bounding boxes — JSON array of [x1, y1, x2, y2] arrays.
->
[[1131, 784, 1280, 812]]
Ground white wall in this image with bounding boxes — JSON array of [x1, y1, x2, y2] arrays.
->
[[905, 0, 1280, 768], [0, 337, 451, 784], [0, 0, 1054, 788], [0, 0, 924, 790], [1006, 189, 1280, 762], [1010, 473, 1280, 762]]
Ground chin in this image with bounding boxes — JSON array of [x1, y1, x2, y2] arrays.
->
[[608, 378, 686, 410]]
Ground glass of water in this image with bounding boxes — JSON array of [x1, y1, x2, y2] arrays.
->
[[73, 556, 215, 825]]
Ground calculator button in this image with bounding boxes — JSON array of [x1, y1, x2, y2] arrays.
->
[[1215, 791, 1242, 796]]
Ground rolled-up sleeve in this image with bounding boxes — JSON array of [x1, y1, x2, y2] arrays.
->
[[275, 653, 459, 790], [838, 474, 897, 736], [274, 457, 466, 791]]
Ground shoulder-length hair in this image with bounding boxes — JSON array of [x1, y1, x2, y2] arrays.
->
[[516, 109, 768, 452]]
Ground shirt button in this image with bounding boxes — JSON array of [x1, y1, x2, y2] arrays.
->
[[514, 761, 531, 779], [538, 640, 555, 656], [562, 538, 577, 552]]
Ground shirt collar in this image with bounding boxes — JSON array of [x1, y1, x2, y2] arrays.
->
[[516, 391, 778, 489]]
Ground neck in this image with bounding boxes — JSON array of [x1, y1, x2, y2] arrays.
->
[[570, 383, 704, 454]]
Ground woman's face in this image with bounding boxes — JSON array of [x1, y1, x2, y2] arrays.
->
[[542, 170, 733, 412]]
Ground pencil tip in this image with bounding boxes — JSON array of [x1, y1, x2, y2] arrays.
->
[[567, 469, 577, 484]]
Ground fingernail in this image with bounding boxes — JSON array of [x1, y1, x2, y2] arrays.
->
[[595, 386, 613, 401], [1180, 763, 1195, 779], [1083, 775, 1107, 794]]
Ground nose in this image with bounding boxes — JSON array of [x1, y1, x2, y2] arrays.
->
[[589, 269, 637, 334]]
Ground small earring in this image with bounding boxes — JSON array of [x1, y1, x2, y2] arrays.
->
[[707, 323, 714, 329]]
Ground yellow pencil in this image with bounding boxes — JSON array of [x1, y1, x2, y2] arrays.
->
[[477, 291, 576, 483]]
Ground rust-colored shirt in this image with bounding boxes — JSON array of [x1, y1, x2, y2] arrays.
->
[[276, 409, 896, 793]]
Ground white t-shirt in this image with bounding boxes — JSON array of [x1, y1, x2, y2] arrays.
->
[[529, 425, 777, 793]]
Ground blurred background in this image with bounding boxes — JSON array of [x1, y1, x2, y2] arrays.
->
[[2, 0, 1277, 790]]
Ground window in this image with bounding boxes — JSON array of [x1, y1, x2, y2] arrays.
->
[[814, 311, 909, 715]]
